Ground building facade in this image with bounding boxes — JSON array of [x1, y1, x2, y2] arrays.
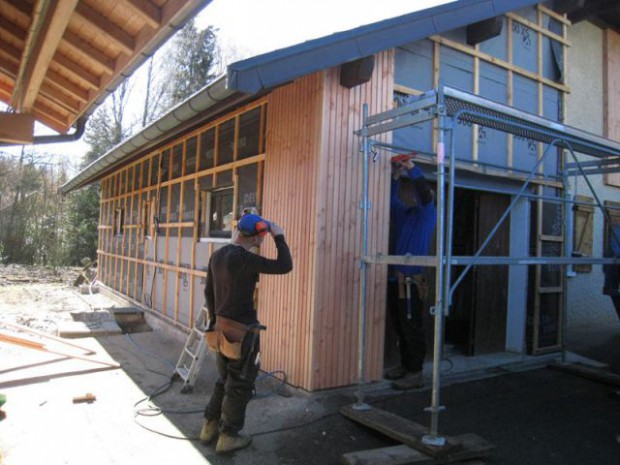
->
[[62, 1, 620, 391]]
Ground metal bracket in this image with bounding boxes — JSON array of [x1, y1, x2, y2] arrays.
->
[[351, 402, 371, 411], [422, 434, 447, 447]]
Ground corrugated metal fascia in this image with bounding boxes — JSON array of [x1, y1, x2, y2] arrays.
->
[[60, 75, 236, 194], [227, 0, 541, 94]]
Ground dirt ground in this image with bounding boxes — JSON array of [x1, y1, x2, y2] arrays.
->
[[0, 265, 85, 330]]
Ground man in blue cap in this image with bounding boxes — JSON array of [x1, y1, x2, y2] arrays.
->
[[386, 155, 436, 390], [200, 213, 293, 454]]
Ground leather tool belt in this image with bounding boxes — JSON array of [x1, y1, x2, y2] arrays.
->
[[205, 315, 264, 360]]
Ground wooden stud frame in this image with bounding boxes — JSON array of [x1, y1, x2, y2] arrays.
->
[[98, 99, 267, 328], [395, 6, 569, 186]]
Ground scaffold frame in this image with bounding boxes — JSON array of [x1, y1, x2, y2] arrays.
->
[[355, 84, 620, 445]]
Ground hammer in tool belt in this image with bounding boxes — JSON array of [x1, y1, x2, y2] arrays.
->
[[240, 323, 266, 379]]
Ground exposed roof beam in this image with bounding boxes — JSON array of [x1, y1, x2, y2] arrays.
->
[[53, 52, 100, 89], [121, 0, 161, 30], [12, 0, 79, 112], [1, 55, 84, 113], [62, 30, 115, 75], [0, 55, 18, 77], [0, 39, 22, 64], [1, 0, 32, 19], [74, 2, 135, 56], [40, 80, 81, 112], [45, 67, 89, 102], [31, 97, 70, 131], [0, 15, 28, 42], [0, 112, 35, 144]]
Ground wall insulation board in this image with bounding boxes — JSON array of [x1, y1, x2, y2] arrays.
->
[[393, 5, 565, 180]]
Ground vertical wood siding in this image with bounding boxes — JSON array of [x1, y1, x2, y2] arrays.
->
[[258, 73, 323, 390], [259, 51, 393, 390]]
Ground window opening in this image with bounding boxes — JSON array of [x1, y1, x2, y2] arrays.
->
[[199, 187, 234, 238]]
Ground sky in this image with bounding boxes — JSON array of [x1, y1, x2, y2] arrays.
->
[[196, 0, 451, 58], [2, 0, 450, 170]]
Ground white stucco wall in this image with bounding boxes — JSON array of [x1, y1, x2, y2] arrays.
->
[[565, 21, 620, 329]]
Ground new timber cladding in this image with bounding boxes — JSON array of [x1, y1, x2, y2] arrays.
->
[[259, 51, 393, 390]]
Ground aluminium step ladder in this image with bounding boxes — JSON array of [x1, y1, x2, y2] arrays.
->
[[174, 306, 210, 393]]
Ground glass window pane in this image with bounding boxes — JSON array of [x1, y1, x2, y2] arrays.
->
[[209, 188, 234, 238]]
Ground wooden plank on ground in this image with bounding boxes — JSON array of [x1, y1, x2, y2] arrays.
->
[[341, 433, 493, 465], [340, 405, 462, 457], [549, 362, 620, 387]]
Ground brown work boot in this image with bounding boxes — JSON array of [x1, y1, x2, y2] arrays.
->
[[384, 365, 407, 380], [199, 419, 219, 444], [392, 371, 424, 390], [215, 433, 252, 454]]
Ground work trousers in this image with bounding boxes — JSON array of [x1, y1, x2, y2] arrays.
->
[[388, 279, 426, 373], [204, 333, 260, 435]]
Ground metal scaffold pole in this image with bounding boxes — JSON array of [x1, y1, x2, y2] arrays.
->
[[424, 89, 447, 446], [355, 103, 371, 409]]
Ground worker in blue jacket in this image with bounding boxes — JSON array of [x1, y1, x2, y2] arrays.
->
[[386, 155, 436, 390]]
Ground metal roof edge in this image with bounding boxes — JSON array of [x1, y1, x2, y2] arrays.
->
[[226, 0, 541, 94], [60, 75, 234, 194]]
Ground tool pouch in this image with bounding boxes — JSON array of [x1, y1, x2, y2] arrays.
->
[[218, 332, 243, 360], [205, 330, 218, 352]]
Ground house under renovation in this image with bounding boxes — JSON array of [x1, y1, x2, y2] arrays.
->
[[61, 0, 620, 392]]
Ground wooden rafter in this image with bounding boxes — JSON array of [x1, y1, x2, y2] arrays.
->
[[122, 0, 161, 30], [74, 2, 135, 56], [1, 0, 32, 19], [61, 30, 116, 75], [12, 0, 80, 112], [0, 0, 211, 140], [0, 15, 27, 42], [53, 51, 100, 90]]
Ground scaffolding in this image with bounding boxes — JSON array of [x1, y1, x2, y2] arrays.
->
[[355, 84, 620, 446]]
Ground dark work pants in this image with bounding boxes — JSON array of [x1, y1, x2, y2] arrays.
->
[[204, 333, 260, 435], [388, 280, 426, 373]]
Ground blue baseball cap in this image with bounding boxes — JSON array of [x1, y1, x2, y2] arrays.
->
[[237, 214, 270, 237]]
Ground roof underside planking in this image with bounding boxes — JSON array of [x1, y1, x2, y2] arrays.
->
[[0, 0, 212, 145]]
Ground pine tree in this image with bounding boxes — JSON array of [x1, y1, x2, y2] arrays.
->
[[62, 82, 130, 265], [167, 21, 218, 105]]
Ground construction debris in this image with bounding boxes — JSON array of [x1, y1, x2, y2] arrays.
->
[[72, 393, 96, 404]]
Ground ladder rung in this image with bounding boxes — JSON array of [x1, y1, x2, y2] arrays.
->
[[177, 366, 189, 380], [184, 347, 197, 359]]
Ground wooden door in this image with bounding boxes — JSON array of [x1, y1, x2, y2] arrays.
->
[[471, 192, 510, 355]]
